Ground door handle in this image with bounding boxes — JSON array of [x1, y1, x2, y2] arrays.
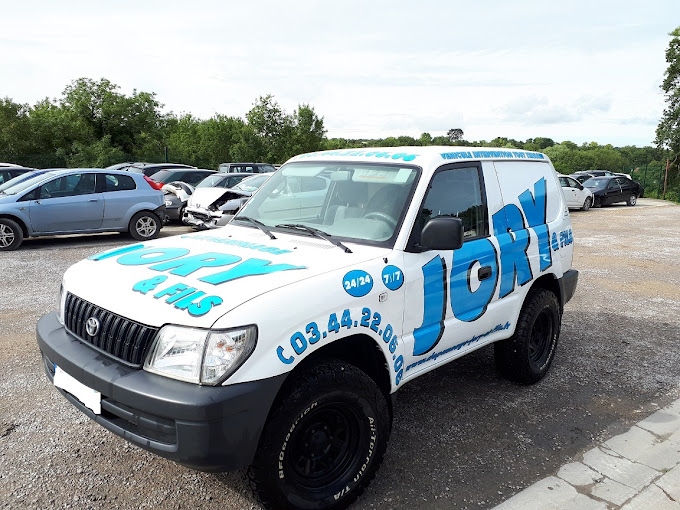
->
[[88, 199, 99, 202], [478, 266, 493, 281]]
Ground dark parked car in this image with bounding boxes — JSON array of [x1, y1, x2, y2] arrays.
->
[[110, 162, 197, 177], [217, 162, 277, 174], [150, 168, 216, 186], [0, 166, 37, 185], [583, 176, 643, 207], [0, 169, 165, 251]]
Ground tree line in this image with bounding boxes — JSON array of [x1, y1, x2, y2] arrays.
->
[[0, 75, 675, 200]]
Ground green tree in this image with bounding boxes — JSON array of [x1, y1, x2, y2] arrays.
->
[[289, 104, 325, 156], [245, 95, 293, 163], [447, 128, 464, 142], [60, 78, 164, 161], [656, 27, 680, 156], [0, 98, 33, 164], [656, 26, 680, 199]]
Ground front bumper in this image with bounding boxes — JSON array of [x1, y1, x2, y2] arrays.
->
[[36, 312, 287, 472], [183, 207, 222, 229]]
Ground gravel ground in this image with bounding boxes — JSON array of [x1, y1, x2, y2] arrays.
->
[[2, 200, 680, 510]]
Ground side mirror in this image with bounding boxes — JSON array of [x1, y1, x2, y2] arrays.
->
[[420, 217, 464, 251]]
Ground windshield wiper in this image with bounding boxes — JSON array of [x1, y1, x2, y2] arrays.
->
[[275, 223, 352, 253], [235, 216, 277, 240]]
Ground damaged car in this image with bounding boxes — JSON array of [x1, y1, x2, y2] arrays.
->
[[183, 173, 272, 229]]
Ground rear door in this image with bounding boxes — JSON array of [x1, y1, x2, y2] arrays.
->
[[559, 176, 578, 207], [29, 173, 104, 232], [100, 173, 142, 228]]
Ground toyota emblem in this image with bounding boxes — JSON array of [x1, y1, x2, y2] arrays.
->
[[85, 317, 100, 337]]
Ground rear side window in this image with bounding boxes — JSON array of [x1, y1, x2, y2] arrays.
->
[[417, 165, 488, 240], [494, 161, 561, 224], [103, 174, 136, 192]]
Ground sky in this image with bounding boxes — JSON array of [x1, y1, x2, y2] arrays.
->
[[2, 0, 679, 148]]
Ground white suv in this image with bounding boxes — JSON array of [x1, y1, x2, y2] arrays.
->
[[38, 146, 578, 510]]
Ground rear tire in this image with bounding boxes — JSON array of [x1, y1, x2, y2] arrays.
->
[[248, 360, 391, 510], [581, 196, 592, 211], [627, 194, 637, 206], [128, 211, 160, 240], [494, 288, 561, 384], [0, 218, 23, 251]]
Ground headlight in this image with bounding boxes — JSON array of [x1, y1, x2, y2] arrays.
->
[[144, 325, 257, 385], [57, 283, 66, 325]]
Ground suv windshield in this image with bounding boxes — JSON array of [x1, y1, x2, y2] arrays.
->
[[235, 162, 419, 244]]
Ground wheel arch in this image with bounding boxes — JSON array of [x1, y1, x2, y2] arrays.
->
[[271, 333, 393, 417], [0, 214, 29, 237], [528, 273, 562, 310]]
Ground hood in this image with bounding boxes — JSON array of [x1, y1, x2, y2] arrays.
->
[[188, 187, 250, 208], [162, 181, 193, 202], [64, 224, 390, 329]]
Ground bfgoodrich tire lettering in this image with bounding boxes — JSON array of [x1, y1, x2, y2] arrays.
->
[[0, 218, 23, 251], [248, 360, 391, 510], [494, 288, 561, 384]]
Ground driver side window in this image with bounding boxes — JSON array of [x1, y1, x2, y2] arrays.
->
[[418, 166, 488, 240]]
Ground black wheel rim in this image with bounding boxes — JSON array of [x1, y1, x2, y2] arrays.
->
[[286, 402, 366, 490], [528, 309, 553, 366]]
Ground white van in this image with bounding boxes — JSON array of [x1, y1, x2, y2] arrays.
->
[[37, 147, 578, 510]]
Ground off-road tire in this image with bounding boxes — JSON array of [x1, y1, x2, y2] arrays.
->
[[627, 194, 637, 206], [494, 288, 561, 384], [248, 360, 391, 510], [0, 218, 24, 251], [128, 211, 161, 240]]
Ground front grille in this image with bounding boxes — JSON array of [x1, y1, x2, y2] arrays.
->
[[64, 293, 159, 366], [192, 211, 211, 221]]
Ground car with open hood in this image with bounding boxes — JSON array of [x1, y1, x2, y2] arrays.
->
[[183, 172, 272, 229]]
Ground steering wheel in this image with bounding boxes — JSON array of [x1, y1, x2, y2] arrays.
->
[[364, 211, 397, 229], [41, 189, 52, 199]]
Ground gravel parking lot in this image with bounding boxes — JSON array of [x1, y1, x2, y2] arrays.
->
[[2, 200, 680, 510]]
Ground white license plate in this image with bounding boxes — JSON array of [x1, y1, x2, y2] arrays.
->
[[54, 365, 101, 415]]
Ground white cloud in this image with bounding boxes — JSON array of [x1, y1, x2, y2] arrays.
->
[[1, 0, 679, 146]]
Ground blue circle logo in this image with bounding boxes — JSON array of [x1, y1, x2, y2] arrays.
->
[[343, 270, 373, 297], [381, 265, 404, 290]]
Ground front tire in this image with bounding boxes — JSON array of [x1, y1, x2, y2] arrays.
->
[[0, 218, 24, 251], [129, 211, 160, 240], [248, 360, 391, 510], [494, 288, 561, 384], [582, 196, 592, 211], [627, 193, 637, 206]]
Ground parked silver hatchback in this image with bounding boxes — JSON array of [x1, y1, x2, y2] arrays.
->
[[0, 168, 165, 251]]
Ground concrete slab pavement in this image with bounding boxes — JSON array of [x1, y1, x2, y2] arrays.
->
[[493, 397, 680, 509]]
